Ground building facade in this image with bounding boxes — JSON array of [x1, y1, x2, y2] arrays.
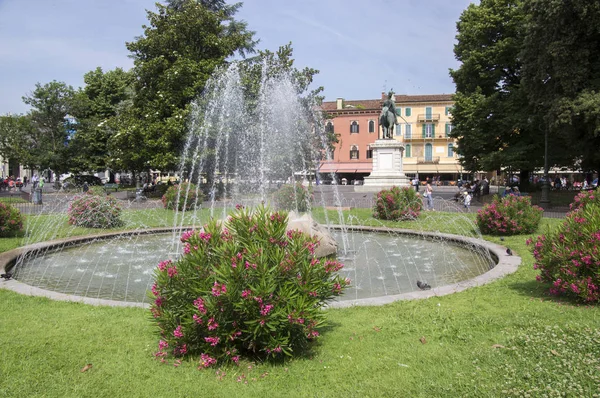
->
[[319, 93, 462, 184]]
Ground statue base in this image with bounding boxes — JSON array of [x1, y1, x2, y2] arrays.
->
[[355, 139, 410, 192]]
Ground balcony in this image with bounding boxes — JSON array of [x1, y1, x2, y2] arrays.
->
[[416, 156, 440, 164], [417, 114, 440, 123]]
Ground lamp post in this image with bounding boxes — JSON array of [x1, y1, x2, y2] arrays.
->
[[539, 126, 551, 209]]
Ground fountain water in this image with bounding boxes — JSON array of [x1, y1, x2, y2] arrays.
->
[[4, 62, 514, 306]]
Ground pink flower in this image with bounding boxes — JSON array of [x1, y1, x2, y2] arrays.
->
[[204, 336, 220, 346], [241, 289, 252, 299], [158, 259, 172, 271], [199, 353, 217, 368], [207, 317, 219, 331], [193, 314, 203, 324], [193, 297, 207, 314], [158, 340, 168, 351], [260, 304, 274, 316], [173, 325, 183, 338], [167, 266, 178, 278], [212, 282, 227, 297]]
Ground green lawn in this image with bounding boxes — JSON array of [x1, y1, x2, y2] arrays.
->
[[0, 209, 598, 397]]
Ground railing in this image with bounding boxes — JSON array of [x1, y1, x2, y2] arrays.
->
[[416, 156, 440, 164], [417, 114, 440, 122]]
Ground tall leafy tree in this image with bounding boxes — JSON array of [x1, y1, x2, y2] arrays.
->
[[111, 0, 256, 175], [449, 0, 543, 182], [521, 0, 600, 174], [0, 114, 37, 170], [68, 67, 133, 174], [22, 81, 77, 175]]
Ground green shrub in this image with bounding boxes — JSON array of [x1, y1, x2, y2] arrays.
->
[[373, 186, 422, 221], [0, 202, 24, 237], [67, 193, 124, 228], [161, 183, 202, 211], [529, 190, 600, 302], [476, 195, 542, 235], [272, 183, 313, 212], [150, 205, 350, 366]]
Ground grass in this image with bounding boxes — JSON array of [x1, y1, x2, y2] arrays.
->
[[1, 208, 599, 397]]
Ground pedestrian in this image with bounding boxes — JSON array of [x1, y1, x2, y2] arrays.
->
[[82, 182, 89, 193], [424, 179, 434, 211], [39, 177, 45, 190], [463, 191, 472, 211], [412, 176, 419, 192], [23, 176, 28, 187]]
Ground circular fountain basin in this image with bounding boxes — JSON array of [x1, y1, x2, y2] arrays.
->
[[0, 227, 520, 307]]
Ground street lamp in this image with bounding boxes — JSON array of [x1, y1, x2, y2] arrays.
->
[[539, 126, 551, 209]]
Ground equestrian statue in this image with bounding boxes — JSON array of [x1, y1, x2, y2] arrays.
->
[[380, 91, 397, 139]]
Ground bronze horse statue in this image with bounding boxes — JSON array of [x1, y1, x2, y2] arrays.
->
[[380, 98, 397, 139]]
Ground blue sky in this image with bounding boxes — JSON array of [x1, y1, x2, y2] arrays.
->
[[0, 0, 475, 115]]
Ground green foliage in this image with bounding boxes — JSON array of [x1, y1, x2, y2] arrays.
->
[[20, 81, 77, 173], [530, 190, 600, 302], [149, 205, 349, 366], [522, 0, 600, 173], [450, 0, 543, 175], [272, 183, 313, 212], [0, 114, 36, 169], [0, 202, 24, 237], [476, 195, 543, 235], [373, 186, 422, 221], [111, 0, 256, 173], [161, 182, 202, 211], [67, 193, 124, 229]]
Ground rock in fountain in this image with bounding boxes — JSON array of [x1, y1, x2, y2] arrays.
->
[[287, 211, 337, 258]]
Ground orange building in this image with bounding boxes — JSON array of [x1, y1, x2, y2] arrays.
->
[[319, 93, 459, 185]]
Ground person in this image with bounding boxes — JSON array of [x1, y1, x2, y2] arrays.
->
[[38, 176, 45, 190], [412, 176, 419, 192], [82, 182, 89, 193], [32, 174, 38, 190], [23, 176, 28, 188], [482, 177, 490, 196], [424, 179, 434, 211], [463, 191, 472, 211]]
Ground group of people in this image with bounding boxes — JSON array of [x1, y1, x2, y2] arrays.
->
[[0, 176, 24, 191]]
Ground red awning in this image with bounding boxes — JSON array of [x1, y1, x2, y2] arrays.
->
[[318, 162, 372, 173]]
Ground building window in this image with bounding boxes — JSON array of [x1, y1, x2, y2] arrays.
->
[[396, 107, 401, 116], [445, 123, 453, 137], [350, 121, 359, 134], [350, 145, 359, 159], [366, 145, 373, 159], [325, 121, 334, 134], [368, 120, 375, 133], [395, 124, 401, 136], [422, 123, 435, 138], [328, 148, 335, 160], [448, 144, 454, 157], [405, 144, 411, 158], [405, 124, 412, 139], [425, 143, 433, 161], [445, 106, 452, 116], [405, 107, 412, 117], [425, 107, 432, 120]]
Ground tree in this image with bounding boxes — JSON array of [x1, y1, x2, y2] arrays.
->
[[68, 67, 133, 174], [22, 81, 77, 175], [521, 0, 600, 174], [0, 114, 36, 170], [449, 0, 544, 184], [111, 0, 257, 175]]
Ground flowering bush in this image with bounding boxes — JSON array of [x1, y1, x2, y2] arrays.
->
[[373, 186, 422, 221], [529, 190, 600, 302], [272, 183, 313, 212], [67, 193, 123, 228], [0, 202, 24, 237], [162, 183, 202, 211], [476, 195, 542, 235], [150, 205, 350, 367]]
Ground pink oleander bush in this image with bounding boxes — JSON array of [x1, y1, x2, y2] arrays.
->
[[529, 190, 600, 302], [67, 192, 123, 228], [0, 202, 24, 236], [373, 186, 422, 221], [476, 195, 542, 235], [161, 182, 202, 211], [150, 205, 350, 367], [272, 183, 313, 212]]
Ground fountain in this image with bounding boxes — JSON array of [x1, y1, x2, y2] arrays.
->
[[0, 62, 520, 306]]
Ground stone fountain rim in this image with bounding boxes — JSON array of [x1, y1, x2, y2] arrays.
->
[[0, 226, 520, 308]]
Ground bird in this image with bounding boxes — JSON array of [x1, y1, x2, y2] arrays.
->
[[506, 248, 513, 256], [417, 280, 431, 290], [1, 272, 13, 280]]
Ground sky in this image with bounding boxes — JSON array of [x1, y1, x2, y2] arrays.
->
[[0, 0, 475, 115]]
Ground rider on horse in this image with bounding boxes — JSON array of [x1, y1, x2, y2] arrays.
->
[[380, 91, 397, 139]]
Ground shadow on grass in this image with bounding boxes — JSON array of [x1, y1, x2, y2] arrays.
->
[[507, 279, 594, 307]]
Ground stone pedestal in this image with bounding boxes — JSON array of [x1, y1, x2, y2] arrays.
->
[[355, 139, 410, 192]]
